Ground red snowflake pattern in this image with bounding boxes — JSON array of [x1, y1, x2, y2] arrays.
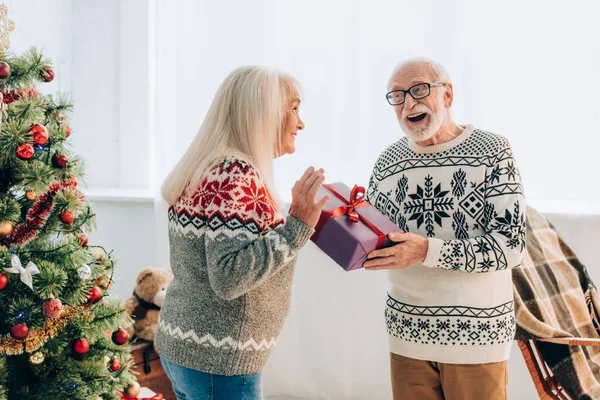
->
[[173, 159, 282, 232]]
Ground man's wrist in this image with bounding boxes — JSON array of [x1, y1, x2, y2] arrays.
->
[[421, 238, 429, 263]]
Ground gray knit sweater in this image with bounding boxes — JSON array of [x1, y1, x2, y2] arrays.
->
[[155, 157, 314, 376]]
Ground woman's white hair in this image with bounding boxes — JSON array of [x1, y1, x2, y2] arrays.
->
[[387, 57, 451, 91], [161, 66, 300, 209]]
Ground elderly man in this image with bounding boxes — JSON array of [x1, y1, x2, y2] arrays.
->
[[364, 58, 526, 400]]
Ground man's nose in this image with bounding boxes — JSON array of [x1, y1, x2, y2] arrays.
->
[[403, 93, 418, 109]]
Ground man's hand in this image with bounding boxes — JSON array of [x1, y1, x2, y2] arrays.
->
[[364, 232, 429, 271]]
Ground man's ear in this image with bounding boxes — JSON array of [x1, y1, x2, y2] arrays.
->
[[444, 83, 454, 108]]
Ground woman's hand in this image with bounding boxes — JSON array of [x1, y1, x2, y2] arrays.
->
[[289, 167, 330, 228]]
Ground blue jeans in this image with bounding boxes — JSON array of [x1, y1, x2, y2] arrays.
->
[[160, 356, 263, 400]]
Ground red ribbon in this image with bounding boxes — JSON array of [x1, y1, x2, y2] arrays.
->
[[315, 184, 386, 249], [326, 184, 368, 222]]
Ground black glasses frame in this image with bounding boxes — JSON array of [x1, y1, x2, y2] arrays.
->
[[386, 82, 444, 106]]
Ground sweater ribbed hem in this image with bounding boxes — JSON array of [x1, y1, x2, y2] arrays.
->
[[156, 331, 272, 376], [389, 336, 512, 364], [423, 237, 444, 267], [284, 214, 315, 249]]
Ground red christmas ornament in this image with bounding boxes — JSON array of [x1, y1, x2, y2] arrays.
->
[[0, 273, 8, 290], [88, 286, 103, 304], [42, 298, 63, 319], [112, 328, 129, 345], [73, 338, 89, 355], [29, 124, 49, 146], [65, 125, 71, 138], [10, 323, 29, 340], [52, 154, 68, 168], [59, 210, 74, 224], [40, 66, 54, 83], [79, 234, 89, 247], [17, 143, 35, 160], [109, 358, 121, 372], [0, 62, 10, 79]]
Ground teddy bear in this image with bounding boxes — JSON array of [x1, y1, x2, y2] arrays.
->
[[124, 267, 173, 342]]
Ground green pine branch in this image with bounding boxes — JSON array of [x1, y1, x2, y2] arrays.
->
[[0, 118, 31, 167], [0, 47, 51, 89], [8, 92, 46, 123], [44, 93, 73, 120], [0, 196, 20, 222], [34, 260, 69, 299], [14, 160, 55, 193]]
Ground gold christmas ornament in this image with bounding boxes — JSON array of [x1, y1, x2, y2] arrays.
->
[[95, 274, 113, 290], [29, 351, 45, 365], [0, 220, 13, 237], [124, 382, 141, 398], [92, 248, 106, 263], [25, 190, 37, 201], [0, 4, 15, 55]]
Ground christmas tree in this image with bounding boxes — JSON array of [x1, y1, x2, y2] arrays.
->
[[0, 6, 140, 400]]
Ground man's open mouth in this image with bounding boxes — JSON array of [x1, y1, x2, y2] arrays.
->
[[407, 113, 427, 123]]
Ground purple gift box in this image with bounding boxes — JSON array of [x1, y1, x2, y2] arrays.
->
[[310, 182, 401, 271]]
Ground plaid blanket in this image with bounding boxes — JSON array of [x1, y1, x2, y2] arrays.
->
[[514, 206, 600, 399]]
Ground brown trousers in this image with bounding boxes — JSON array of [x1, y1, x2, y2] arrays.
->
[[390, 353, 508, 400]]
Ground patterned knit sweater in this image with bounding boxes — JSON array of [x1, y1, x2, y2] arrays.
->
[[155, 157, 314, 375], [366, 125, 526, 364]]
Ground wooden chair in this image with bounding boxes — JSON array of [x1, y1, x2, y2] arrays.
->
[[518, 337, 600, 399]]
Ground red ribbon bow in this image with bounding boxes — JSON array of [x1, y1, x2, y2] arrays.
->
[[326, 184, 368, 223], [315, 184, 386, 249]]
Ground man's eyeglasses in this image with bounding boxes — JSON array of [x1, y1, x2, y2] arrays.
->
[[386, 82, 444, 106]]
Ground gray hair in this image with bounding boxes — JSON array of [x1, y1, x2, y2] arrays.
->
[[387, 57, 451, 91]]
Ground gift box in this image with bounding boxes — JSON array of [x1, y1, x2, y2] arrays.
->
[[310, 183, 401, 271]]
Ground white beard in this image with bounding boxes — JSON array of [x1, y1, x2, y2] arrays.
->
[[400, 105, 446, 142]]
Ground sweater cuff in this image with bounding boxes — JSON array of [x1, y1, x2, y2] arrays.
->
[[422, 238, 444, 268], [284, 214, 315, 250]]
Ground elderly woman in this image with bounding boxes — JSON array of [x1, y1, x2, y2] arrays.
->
[[156, 66, 329, 400]]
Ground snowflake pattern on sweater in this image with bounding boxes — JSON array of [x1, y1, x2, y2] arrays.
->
[[366, 125, 526, 364], [169, 159, 283, 237]]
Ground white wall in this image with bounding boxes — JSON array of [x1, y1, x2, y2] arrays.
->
[[4, 0, 71, 94]]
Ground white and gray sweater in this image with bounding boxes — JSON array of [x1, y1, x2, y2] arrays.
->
[[366, 125, 526, 364], [155, 157, 313, 375]]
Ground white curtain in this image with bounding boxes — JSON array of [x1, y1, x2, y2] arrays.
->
[[152, 1, 600, 398], [154, 0, 600, 209]]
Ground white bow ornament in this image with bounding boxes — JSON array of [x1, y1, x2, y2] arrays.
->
[[4, 254, 40, 290]]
